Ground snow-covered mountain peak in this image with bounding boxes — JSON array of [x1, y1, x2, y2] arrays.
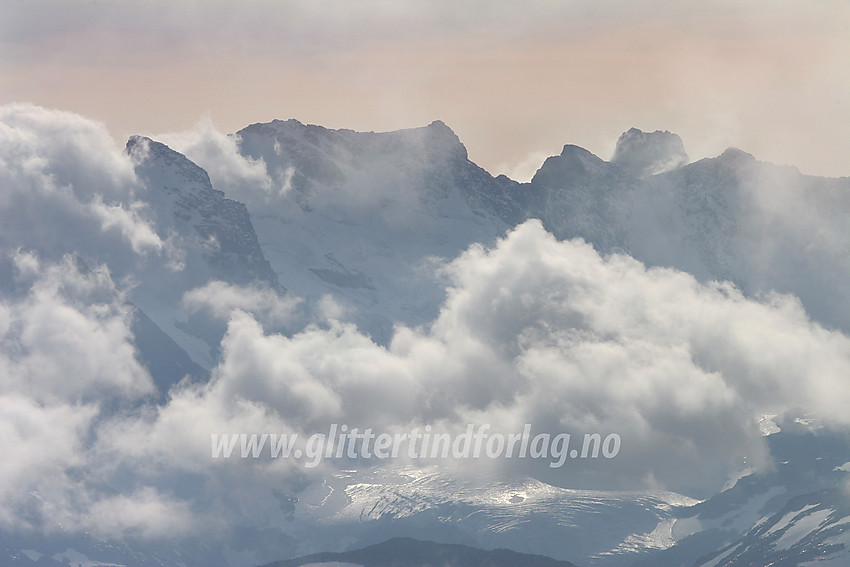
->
[[126, 134, 278, 291], [611, 127, 688, 178], [235, 118, 502, 216], [126, 134, 218, 197], [229, 118, 519, 341], [239, 117, 469, 173]]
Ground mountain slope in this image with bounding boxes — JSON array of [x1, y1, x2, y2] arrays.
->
[[630, 415, 850, 567], [125, 135, 282, 368], [127, 135, 279, 291], [264, 465, 697, 567], [232, 119, 521, 342], [525, 131, 850, 333], [693, 486, 850, 567], [262, 537, 580, 567]]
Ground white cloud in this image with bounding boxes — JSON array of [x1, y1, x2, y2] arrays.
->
[[0, 103, 137, 201], [99, 220, 850, 500], [2, 214, 846, 548], [0, 394, 96, 531], [0, 104, 165, 266], [182, 281, 301, 328], [91, 197, 164, 255], [0, 253, 159, 533], [0, 252, 154, 402], [157, 118, 275, 204], [84, 487, 197, 540]]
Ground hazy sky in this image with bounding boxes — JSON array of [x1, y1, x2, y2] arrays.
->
[[2, 0, 849, 180]]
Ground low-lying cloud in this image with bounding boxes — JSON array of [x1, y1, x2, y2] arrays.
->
[[6, 220, 850, 543], [108, 221, 850, 502], [0, 104, 165, 266], [0, 252, 163, 535], [156, 117, 276, 206]]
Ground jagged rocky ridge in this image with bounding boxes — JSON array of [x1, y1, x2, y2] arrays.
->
[[229, 119, 850, 338]]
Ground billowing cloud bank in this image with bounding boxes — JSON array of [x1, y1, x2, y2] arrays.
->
[[3, 105, 850, 547], [142, 221, 850, 498], [0, 104, 164, 262], [156, 118, 277, 204], [0, 252, 188, 537]]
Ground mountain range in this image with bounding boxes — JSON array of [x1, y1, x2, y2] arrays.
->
[[2, 106, 849, 567]]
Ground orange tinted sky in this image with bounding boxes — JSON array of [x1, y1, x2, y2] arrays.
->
[[2, 0, 848, 179]]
